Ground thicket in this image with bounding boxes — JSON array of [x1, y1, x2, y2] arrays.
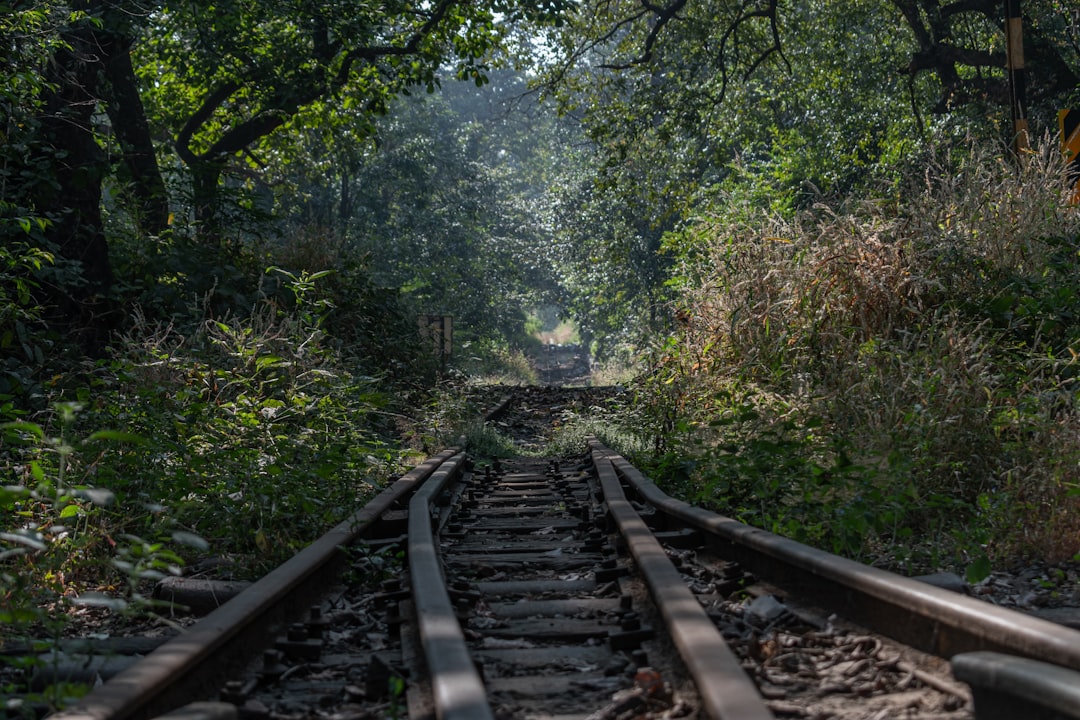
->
[[1, 1, 569, 669], [635, 138, 1080, 575], [0, 248, 448, 667]]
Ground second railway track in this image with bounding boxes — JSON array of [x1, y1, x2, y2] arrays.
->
[[38, 390, 1080, 720]]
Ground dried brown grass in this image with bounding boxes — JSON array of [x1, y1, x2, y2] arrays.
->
[[670, 137, 1080, 563]]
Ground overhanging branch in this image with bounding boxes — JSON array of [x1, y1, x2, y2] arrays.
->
[[600, 0, 690, 69], [175, 81, 240, 165]]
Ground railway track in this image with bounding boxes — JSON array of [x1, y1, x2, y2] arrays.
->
[[25, 390, 1080, 720]]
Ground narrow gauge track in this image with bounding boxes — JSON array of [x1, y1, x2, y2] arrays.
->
[[44, 393, 1080, 720]]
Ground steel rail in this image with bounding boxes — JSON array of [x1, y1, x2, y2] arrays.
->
[[592, 440, 1080, 672], [406, 451, 495, 720], [50, 448, 461, 720], [590, 444, 774, 720]]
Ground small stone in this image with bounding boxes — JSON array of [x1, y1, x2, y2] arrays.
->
[[913, 572, 968, 594], [746, 595, 787, 624]]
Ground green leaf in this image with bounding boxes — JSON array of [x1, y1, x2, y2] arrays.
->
[[1, 531, 46, 552], [266, 265, 296, 281], [0, 606, 41, 624], [85, 429, 149, 445], [171, 530, 209, 551], [255, 355, 285, 372], [59, 503, 81, 519], [73, 592, 127, 611], [0, 548, 29, 562], [0, 421, 44, 440], [75, 488, 116, 506], [965, 555, 992, 585]]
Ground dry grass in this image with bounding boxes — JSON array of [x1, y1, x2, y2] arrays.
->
[[662, 137, 1080, 566]]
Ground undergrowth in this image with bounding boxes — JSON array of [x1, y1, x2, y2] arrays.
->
[[642, 137, 1080, 575], [457, 340, 539, 386], [0, 264, 426, 671]]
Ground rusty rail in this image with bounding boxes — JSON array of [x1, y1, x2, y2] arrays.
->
[[406, 451, 495, 720], [48, 433, 1080, 720], [591, 445, 773, 720], [51, 449, 459, 720], [593, 439, 1080, 670]]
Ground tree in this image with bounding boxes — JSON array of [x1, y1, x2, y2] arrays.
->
[[4, 0, 571, 351], [533, 0, 940, 355], [136, 0, 570, 247], [542, 0, 1079, 198], [341, 84, 563, 344], [2, 3, 167, 350], [552, 170, 674, 356], [893, 0, 1078, 115]]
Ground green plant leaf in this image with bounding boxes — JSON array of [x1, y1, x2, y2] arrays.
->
[[85, 429, 149, 444], [255, 355, 285, 372], [0, 421, 44, 440], [171, 530, 209, 551], [73, 592, 128, 611], [1, 531, 46, 552], [965, 555, 992, 585], [0, 606, 41, 624], [75, 488, 116, 506]]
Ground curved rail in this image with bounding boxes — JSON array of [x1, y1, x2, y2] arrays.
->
[[590, 438, 1080, 671], [591, 447, 773, 720], [407, 452, 495, 720], [50, 432, 1079, 720], [51, 449, 460, 720]]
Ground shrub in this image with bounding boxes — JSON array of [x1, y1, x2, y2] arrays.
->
[[649, 136, 1080, 571], [0, 264, 421, 668]]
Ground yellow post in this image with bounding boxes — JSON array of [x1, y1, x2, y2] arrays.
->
[[1005, 0, 1028, 157]]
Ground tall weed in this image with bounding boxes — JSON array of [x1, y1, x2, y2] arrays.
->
[[1, 263, 417, 639], [653, 137, 1080, 570], [102, 281, 407, 569]]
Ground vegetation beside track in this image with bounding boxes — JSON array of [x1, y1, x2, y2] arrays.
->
[[0, 270, 442, 641], [619, 141, 1080, 577], [5, 3, 1080, 709]]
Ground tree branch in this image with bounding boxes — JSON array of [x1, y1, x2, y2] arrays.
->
[[907, 43, 1002, 73], [336, 0, 463, 85], [939, 0, 997, 21], [600, 0, 690, 69], [891, 0, 932, 48], [175, 81, 240, 165], [712, 0, 788, 102]]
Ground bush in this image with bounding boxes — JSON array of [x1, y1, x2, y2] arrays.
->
[[0, 265, 423, 668], [0, 241, 54, 398], [648, 137, 1080, 572]]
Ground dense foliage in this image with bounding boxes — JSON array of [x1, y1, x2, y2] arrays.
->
[[635, 142, 1080, 573], [1, 2, 570, 702], [4, 0, 1080, 705], [531, 0, 1080, 574]]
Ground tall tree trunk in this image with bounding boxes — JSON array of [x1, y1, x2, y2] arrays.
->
[[35, 33, 115, 353], [191, 158, 228, 251], [102, 32, 171, 235]]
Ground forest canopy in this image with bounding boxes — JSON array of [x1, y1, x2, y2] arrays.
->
[[3, 0, 1078, 360]]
